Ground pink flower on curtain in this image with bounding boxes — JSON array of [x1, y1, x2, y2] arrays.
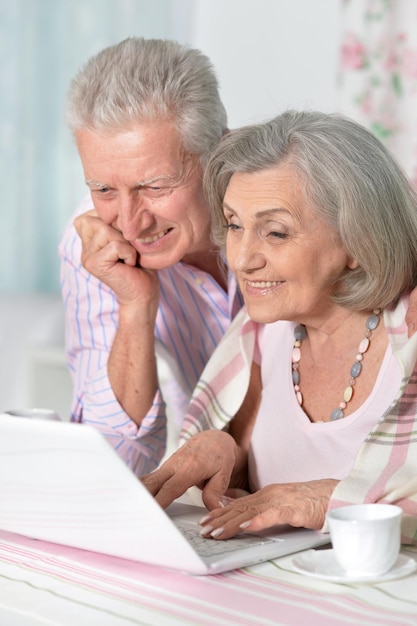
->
[[358, 92, 373, 115], [341, 32, 367, 69], [338, 0, 417, 184], [384, 49, 398, 72], [402, 48, 417, 79]]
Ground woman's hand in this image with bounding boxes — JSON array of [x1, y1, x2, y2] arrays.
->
[[199, 478, 339, 539], [141, 431, 243, 510]]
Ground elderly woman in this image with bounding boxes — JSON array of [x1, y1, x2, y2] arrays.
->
[[142, 110, 417, 542]]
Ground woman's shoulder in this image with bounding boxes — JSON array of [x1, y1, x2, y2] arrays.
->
[[384, 294, 410, 336]]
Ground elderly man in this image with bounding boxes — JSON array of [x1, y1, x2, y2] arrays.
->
[[59, 37, 243, 476]]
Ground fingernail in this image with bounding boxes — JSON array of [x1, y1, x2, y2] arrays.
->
[[220, 495, 234, 506], [239, 520, 251, 530], [200, 525, 213, 536], [199, 514, 211, 524], [211, 527, 224, 538]]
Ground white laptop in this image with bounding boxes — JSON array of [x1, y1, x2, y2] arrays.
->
[[0, 415, 329, 575]]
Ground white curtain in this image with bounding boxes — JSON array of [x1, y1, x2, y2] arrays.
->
[[0, 0, 192, 293], [339, 0, 417, 185]]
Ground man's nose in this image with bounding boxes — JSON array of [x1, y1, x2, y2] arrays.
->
[[117, 195, 153, 241]]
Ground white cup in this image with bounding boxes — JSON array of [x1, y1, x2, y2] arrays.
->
[[326, 503, 402, 576], [4, 408, 61, 421]]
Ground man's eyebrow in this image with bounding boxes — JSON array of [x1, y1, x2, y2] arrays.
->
[[85, 179, 107, 188], [85, 175, 175, 188], [136, 175, 176, 186]]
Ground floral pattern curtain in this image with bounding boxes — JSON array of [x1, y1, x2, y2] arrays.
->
[[339, 0, 417, 186]]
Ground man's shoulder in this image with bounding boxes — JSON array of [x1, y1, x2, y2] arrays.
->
[[73, 194, 94, 217], [58, 195, 93, 257]]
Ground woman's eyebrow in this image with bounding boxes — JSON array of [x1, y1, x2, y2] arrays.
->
[[223, 202, 289, 218]]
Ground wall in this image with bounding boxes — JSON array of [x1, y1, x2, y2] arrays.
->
[[0, 294, 72, 418], [188, 0, 341, 127]]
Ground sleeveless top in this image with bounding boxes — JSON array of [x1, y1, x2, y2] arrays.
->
[[248, 320, 401, 491]]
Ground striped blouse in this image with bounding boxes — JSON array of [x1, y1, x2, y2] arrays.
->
[[58, 196, 243, 477]]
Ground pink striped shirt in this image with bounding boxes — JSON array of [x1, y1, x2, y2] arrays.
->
[[58, 196, 242, 476]]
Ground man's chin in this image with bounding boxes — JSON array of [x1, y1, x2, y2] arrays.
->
[[138, 254, 182, 271]]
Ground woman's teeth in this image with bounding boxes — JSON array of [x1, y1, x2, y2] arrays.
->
[[247, 280, 281, 288]]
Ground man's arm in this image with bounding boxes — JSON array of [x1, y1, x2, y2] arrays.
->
[[74, 210, 164, 423], [107, 297, 159, 424], [59, 214, 167, 475]]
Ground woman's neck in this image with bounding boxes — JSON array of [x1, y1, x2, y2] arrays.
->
[[294, 308, 388, 422]]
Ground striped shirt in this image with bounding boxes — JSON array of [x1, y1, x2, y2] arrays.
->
[[58, 196, 243, 476]]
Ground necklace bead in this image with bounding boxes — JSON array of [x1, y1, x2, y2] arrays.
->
[[292, 310, 381, 421]]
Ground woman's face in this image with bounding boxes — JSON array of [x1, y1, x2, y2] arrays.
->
[[223, 163, 358, 325]]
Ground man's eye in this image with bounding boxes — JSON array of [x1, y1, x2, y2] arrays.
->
[[97, 187, 110, 194]]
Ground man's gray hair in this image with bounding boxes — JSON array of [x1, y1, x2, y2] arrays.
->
[[66, 37, 227, 162], [205, 109, 417, 311]]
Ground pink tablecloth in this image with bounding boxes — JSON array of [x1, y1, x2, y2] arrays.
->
[[0, 529, 416, 625]]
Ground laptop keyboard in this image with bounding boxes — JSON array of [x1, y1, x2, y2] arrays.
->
[[175, 519, 276, 558]]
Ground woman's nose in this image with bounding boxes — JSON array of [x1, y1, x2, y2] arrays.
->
[[230, 235, 265, 273]]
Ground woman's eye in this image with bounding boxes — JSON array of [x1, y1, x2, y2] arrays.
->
[[269, 230, 288, 239], [224, 223, 241, 231]]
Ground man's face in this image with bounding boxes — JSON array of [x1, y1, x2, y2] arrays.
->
[[75, 120, 212, 270]]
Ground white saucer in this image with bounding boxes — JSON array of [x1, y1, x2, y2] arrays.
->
[[292, 549, 417, 584]]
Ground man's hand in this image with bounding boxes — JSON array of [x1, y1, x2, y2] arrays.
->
[[141, 431, 239, 510], [74, 210, 159, 307]]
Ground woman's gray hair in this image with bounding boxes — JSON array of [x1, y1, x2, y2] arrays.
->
[[66, 37, 227, 163], [204, 110, 417, 311]]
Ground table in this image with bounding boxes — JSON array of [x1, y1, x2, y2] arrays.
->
[[0, 530, 416, 625]]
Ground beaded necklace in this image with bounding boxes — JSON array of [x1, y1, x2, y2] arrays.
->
[[292, 310, 381, 421]]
